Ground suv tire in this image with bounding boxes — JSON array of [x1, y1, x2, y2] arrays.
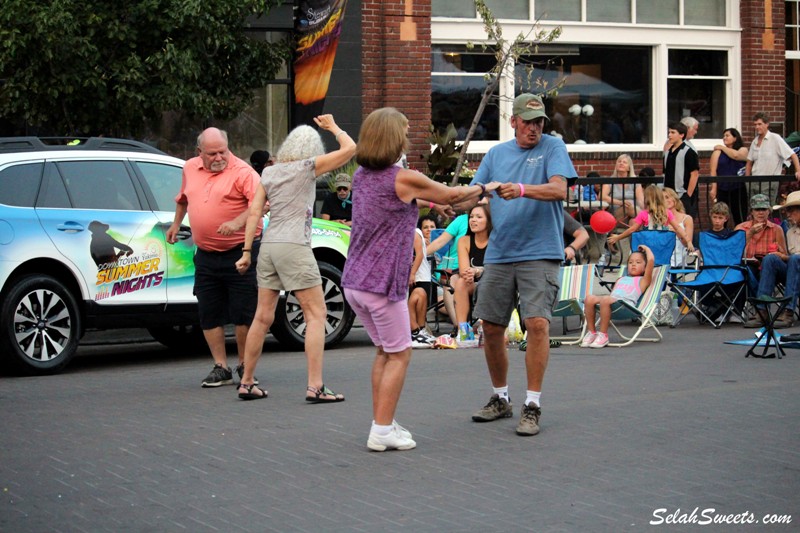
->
[[1, 275, 82, 375], [271, 261, 355, 350]]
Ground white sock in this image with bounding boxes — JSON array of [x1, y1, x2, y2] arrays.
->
[[371, 422, 393, 436], [493, 386, 510, 403], [526, 390, 541, 407]]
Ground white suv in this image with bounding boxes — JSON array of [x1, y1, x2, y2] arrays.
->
[[0, 137, 354, 375]]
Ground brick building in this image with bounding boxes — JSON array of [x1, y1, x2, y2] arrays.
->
[[357, 0, 795, 183]]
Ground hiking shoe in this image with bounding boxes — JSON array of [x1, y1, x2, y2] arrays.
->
[[580, 331, 598, 348], [235, 363, 258, 385], [367, 426, 416, 451], [411, 332, 433, 349], [744, 310, 768, 328], [516, 403, 541, 436], [589, 332, 609, 348], [201, 364, 233, 388], [471, 394, 513, 422], [775, 309, 795, 328]]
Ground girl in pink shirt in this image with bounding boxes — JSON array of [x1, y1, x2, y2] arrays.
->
[[608, 185, 694, 253], [581, 245, 655, 348]]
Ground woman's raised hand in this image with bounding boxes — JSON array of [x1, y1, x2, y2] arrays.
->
[[314, 114, 337, 132]]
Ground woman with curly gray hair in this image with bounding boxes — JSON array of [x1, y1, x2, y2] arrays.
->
[[234, 115, 356, 402]]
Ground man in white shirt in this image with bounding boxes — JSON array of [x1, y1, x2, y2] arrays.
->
[[746, 111, 800, 203]]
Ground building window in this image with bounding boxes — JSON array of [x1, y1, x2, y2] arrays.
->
[[786, 0, 800, 133], [519, 46, 651, 144], [431, 44, 651, 145], [432, 0, 527, 19], [637, 0, 679, 25], [587, 0, 630, 23], [431, 46, 499, 141], [535, 0, 580, 21], [667, 49, 728, 139]]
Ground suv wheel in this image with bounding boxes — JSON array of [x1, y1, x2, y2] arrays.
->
[[271, 261, 355, 350], [0, 275, 82, 374]]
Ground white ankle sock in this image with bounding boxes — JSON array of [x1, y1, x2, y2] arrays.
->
[[526, 390, 541, 407], [493, 386, 509, 403], [371, 422, 393, 436]]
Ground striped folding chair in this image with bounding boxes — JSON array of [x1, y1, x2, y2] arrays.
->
[[607, 265, 670, 347], [552, 263, 595, 345]]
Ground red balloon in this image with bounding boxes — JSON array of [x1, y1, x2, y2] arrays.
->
[[590, 210, 617, 234]]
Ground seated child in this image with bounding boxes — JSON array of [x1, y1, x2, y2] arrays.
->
[[608, 184, 695, 254], [709, 201, 733, 238], [581, 245, 655, 348]]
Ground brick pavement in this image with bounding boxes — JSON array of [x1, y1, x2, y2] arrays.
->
[[1, 318, 798, 532]]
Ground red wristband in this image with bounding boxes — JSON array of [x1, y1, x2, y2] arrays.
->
[[429, 201, 435, 209], [518, 183, 525, 198]]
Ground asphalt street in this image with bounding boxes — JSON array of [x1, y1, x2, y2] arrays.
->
[[1, 318, 798, 532]]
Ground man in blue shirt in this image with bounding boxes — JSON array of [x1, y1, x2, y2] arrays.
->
[[470, 93, 575, 436]]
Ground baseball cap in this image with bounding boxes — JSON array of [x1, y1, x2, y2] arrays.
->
[[334, 173, 351, 189], [512, 93, 549, 122], [750, 193, 771, 210]]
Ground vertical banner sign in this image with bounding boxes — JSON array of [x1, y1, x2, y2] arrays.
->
[[294, 0, 348, 125]]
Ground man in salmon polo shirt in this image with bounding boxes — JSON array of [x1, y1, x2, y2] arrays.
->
[[167, 127, 264, 388]]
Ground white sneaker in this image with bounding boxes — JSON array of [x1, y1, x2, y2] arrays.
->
[[420, 329, 438, 344], [411, 332, 433, 348], [580, 331, 598, 348], [589, 332, 609, 348], [367, 426, 417, 451], [393, 420, 412, 440]]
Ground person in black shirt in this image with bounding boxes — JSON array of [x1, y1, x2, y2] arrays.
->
[[320, 173, 353, 226], [664, 121, 700, 220]]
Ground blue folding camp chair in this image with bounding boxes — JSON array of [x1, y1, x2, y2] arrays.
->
[[631, 230, 676, 267], [671, 230, 747, 328]]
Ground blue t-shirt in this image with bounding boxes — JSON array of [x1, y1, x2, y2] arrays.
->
[[442, 213, 468, 270], [471, 135, 574, 263]]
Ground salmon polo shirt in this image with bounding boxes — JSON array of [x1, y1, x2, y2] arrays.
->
[[175, 153, 263, 252]]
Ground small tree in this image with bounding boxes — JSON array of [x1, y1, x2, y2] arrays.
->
[[449, 0, 563, 185], [0, 1, 292, 136]]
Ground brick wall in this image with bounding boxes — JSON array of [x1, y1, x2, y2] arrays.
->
[[741, 0, 786, 143], [361, 0, 432, 171]]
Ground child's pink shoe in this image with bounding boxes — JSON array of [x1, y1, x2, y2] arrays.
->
[[580, 331, 598, 348], [589, 332, 609, 348]]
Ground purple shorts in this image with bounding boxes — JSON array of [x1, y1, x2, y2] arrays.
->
[[344, 288, 411, 353]]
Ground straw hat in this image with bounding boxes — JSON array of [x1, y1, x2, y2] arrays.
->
[[775, 190, 800, 210]]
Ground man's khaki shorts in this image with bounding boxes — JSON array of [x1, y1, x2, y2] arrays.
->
[[473, 260, 560, 326]]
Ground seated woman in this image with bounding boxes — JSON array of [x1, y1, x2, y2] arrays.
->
[[409, 215, 438, 347], [601, 154, 644, 227], [454, 203, 491, 338], [662, 187, 694, 267]]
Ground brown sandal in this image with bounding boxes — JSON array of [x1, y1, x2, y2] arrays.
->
[[305, 385, 345, 403]]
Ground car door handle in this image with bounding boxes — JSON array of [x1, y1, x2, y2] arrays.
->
[[176, 226, 192, 240], [56, 222, 85, 232]]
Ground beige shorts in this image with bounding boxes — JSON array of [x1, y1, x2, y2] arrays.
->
[[257, 242, 322, 291]]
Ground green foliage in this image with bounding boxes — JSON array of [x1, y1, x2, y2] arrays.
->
[[324, 159, 359, 192], [449, 0, 563, 185], [0, 1, 292, 136], [426, 123, 463, 182]]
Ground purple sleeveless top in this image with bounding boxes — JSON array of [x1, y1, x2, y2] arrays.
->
[[341, 165, 419, 301]]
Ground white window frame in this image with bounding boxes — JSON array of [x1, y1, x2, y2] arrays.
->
[[432, 1, 741, 154]]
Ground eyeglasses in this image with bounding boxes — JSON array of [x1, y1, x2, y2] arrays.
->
[[337, 187, 349, 192]]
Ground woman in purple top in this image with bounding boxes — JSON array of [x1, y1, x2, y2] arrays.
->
[[343, 107, 498, 452], [710, 128, 749, 225]]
